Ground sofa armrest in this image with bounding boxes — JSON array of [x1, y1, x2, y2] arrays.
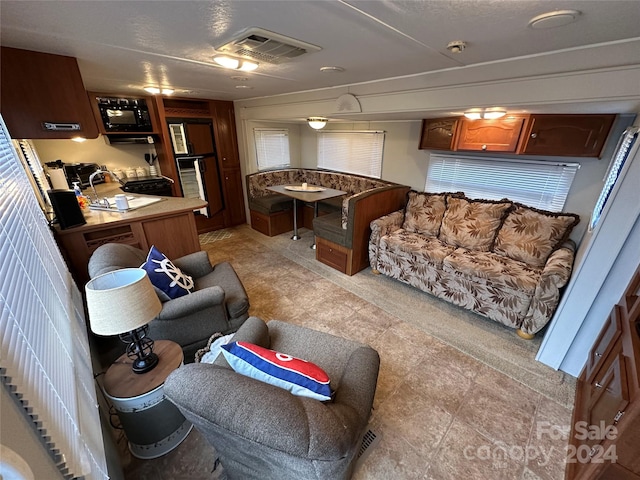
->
[[540, 240, 576, 288], [369, 209, 404, 270], [172, 251, 214, 278], [157, 286, 226, 320], [520, 240, 576, 335]]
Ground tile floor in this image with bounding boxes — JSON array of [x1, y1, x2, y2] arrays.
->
[[119, 227, 574, 480]]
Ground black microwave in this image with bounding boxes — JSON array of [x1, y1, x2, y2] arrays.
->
[[96, 96, 153, 132]]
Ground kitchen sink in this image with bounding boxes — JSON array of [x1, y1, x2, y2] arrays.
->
[[89, 195, 165, 212]]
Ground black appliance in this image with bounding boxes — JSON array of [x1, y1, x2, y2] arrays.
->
[[120, 176, 174, 197], [48, 189, 86, 229], [96, 96, 153, 133], [63, 162, 104, 189]]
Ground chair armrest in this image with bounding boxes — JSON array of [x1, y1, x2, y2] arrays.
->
[[157, 286, 225, 320], [164, 364, 364, 459], [172, 251, 214, 278]]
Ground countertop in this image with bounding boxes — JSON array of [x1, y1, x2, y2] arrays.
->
[[54, 182, 208, 235]]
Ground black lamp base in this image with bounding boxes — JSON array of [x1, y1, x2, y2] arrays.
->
[[120, 325, 159, 375], [132, 352, 159, 374]]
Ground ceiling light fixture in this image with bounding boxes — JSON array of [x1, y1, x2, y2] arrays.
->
[[307, 117, 328, 130], [213, 55, 258, 71], [144, 86, 174, 95], [320, 66, 345, 73], [464, 108, 507, 120]]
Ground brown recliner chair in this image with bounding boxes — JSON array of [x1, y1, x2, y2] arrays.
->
[[88, 243, 250, 364]]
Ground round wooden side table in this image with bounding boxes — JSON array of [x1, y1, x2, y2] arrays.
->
[[103, 340, 193, 459]]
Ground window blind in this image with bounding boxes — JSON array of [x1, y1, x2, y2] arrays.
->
[[317, 130, 385, 178], [254, 128, 291, 170], [0, 116, 108, 480], [590, 126, 639, 229], [426, 154, 579, 212]]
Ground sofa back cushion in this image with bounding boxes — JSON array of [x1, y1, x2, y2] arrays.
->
[[402, 191, 447, 236], [493, 204, 579, 267], [439, 196, 512, 251]]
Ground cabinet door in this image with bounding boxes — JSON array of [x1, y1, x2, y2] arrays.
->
[[419, 118, 458, 150], [222, 168, 246, 226], [521, 114, 615, 157], [456, 116, 526, 152], [1, 47, 98, 139], [586, 346, 630, 449], [586, 306, 623, 383], [212, 101, 240, 168]]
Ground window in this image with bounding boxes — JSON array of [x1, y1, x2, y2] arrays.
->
[[254, 128, 291, 170], [426, 154, 579, 212], [0, 117, 108, 479], [317, 130, 385, 178], [590, 126, 639, 229]]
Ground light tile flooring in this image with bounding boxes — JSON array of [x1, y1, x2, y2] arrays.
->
[[120, 227, 573, 480]]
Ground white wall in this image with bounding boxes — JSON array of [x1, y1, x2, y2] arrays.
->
[[32, 135, 157, 173]]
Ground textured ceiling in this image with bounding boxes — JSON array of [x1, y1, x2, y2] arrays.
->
[[1, 1, 639, 107]]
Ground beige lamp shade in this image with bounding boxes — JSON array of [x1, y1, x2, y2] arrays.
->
[[85, 268, 162, 336]]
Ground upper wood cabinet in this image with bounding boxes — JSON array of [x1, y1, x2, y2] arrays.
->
[[0, 47, 98, 139], [418, 114, 616, 157], [456, 115, 527, 153], [419, 118, 458, 150], [520, 114, 616, 157]]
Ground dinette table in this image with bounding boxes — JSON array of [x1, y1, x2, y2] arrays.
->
[[266, 184, 346, 248]]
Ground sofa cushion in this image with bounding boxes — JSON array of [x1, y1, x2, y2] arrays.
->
[[381, 229, 456, 267], [195, 261, 250, 319], [493, 204, 580, 267], [249, 194, 293, 215], [402, 191, 447, 236], [221, 341, 333, 402], [439, 197, 512, 251], [443, 249, 541, 295], [141, 245, 194, 300]]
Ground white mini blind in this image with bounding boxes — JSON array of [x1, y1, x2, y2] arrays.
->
[[254, 128, 291, 170], [317, 130, 385, 178], [0, 116, 108, 479], [426, 154, 580, 212]]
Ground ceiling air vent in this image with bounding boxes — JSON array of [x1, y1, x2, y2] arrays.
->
[[215, 27, 321, 64]]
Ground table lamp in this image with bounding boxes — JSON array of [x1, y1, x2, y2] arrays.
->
[[85, 268, 162, 374]]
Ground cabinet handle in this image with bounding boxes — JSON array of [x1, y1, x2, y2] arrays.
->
[[595, 352, 602, 357], [481, 144, 487, 150], [530, 133, 538, 139], [595, 382, 603, 388]]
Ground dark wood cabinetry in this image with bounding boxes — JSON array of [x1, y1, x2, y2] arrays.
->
[[418, 114, 616, 157], [0, 47, 98, 139], [456, 115, 527, 153], [419, 118, 459, 150], [153, 96, 245, 234], [521, 114, 616, 157], [566, 264, 640, 480]]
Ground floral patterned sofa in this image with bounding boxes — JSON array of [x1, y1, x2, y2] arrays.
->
[[369, 191, 580, 338]]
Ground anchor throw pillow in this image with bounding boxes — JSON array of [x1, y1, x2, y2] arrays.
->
[[141, 245, 194, 300], [221, 341, 333, 402]]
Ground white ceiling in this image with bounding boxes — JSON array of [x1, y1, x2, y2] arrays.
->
[[2, 1, 640, 118]]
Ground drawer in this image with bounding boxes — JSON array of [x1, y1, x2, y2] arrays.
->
[[586, 305, 622, 383], [316, 239, 348, 273]]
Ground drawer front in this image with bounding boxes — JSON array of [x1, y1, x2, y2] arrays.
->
[[316, 240, 347, 273], [250, 211, 270, 236], [586, 305, 622, 383]]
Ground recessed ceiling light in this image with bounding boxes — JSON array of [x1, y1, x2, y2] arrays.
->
[[446, 41, 466, 54], [320, 66, 345, 73], [528, 10, 581, 29], [235, 85, 254, 89]]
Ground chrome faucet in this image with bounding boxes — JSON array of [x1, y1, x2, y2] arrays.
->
[[88, 169, 122, 203]]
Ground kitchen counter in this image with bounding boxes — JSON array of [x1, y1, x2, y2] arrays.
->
[[54, 183, 208, 285]]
